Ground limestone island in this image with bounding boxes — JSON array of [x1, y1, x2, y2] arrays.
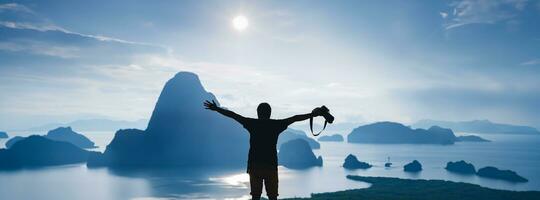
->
[[445, 160, 476, 174], [343, 154, 372, 169], [278, 139, 322, 169], [278, 128, 320, 149], [404, 160, 422, 172], [0, 135, 92, 169], [413, 119, 540, 135], [348, 122, 488, 145], [477, 166, 528, 183], [317, 134, 344, 142], [5, 127, 97, 149], [456, 135, 490, 142], [5, 136, 25, 148], [45, 127, 97, 149]]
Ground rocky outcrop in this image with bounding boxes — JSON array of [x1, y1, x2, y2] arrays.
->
[[45, 127, 96, 149], [318, 134, 344, 142], [348, 122, 488, 144], [343, 154, 372, 169], [0, 135, 90, 169], [348, 122, 456, 145], [456, 135, 490, 142], [477, 166, 528, 182], [278, 139, 322, 169], [5, 136, 25, 148], [445, 160, 476, 174], [278, 128, 320, 149], [5, 127, 97, 149], [413, 119, 540, 135], [404, 160, 422, 172]]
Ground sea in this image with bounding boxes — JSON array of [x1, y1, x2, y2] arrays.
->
[[0, 131, 539, 200]]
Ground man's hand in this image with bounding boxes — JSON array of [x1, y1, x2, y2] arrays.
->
[[311, 107, 323, 116], [204, 100, 219, 111]]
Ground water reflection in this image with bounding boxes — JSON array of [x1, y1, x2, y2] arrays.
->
[[102, 166, 251, 199], [97, 163, 365, 199], [1, 133, 539, 199], [210, 173, 250, 189]]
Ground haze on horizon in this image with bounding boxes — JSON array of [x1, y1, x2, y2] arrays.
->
[[1, 0, 539, 130]]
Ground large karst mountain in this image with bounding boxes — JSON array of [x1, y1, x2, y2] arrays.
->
[[88, 72, 249, 167]]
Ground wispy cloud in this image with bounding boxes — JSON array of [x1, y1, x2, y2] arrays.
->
[[0, 40, 79, 58], [442, 0, 529, 30], [520, 59, 540, 66], [0, 3, 168, 50], [0, 3, 34, 13], [440, 12, 449, 19], [0, 21, 168, 48]]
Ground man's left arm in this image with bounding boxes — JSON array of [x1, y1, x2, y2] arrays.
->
[[282, 109, 322, 126]]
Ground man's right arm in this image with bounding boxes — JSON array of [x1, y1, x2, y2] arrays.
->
[[215, 107, 246, 124], [204, 100, 246, 124]]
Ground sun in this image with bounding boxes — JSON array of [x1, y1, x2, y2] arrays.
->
[[232, 15, 248, 31]]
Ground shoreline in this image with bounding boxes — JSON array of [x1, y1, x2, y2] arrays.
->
[[285, 175, 540, 200]]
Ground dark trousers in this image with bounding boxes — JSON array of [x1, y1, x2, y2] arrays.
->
[[249, 169, 279, 200]]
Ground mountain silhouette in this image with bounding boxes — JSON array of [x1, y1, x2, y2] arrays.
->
[[278, 139, 322, 169], [88, 72, 249, 167], [0, 135, 91, 169], [0, 131, 7, 138], [5, 136, 24, 148], [348, 122, 457, 144], [413, 119, 540, 135], [5, 127, 97, 149], [318, 134, 344, 142], [277, 128, 320, 149], [27, 119, 148, 132], [45, 127, 97, 149], [347, 122, 489, 144]]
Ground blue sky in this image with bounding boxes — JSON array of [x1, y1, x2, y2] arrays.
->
[[0, 0, 539, 130]]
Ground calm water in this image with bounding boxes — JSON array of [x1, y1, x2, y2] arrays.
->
[[0, 131, 539, 199]]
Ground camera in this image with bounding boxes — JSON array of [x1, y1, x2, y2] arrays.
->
[[310, 105, 334, 136], [318, 105, 334, 124]]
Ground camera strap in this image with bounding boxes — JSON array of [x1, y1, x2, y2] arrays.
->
[[309, 116, 328, 136]]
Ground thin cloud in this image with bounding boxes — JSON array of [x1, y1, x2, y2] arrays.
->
[[0, 3, 34, 14], [520, 59, 540, 66], [0, 3, 168, 50], [0, 21, 165, 48], [0, 40, 79, 58], [440, 12, 449, 19], [442, 0, 529, 30]]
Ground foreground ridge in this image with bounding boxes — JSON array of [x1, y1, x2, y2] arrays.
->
[[285, 176, 540, 200]]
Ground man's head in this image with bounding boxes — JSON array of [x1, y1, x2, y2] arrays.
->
[[257, 102, 271, 119]]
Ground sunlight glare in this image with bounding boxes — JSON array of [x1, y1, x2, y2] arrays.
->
[[232, 15, 249, 31], [210, 173, 250, 188]]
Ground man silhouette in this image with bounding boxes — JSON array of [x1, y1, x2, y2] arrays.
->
[[204, 100, 323, 200]]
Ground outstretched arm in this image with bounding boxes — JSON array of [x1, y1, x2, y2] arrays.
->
[[283, 108, 322, 126], [204, 100, 246, 124]]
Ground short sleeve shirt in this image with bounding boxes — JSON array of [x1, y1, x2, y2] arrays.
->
[[239, 118, 289, 173]]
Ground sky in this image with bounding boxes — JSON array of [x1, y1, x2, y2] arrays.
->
[[0, 0, 539, 130]]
